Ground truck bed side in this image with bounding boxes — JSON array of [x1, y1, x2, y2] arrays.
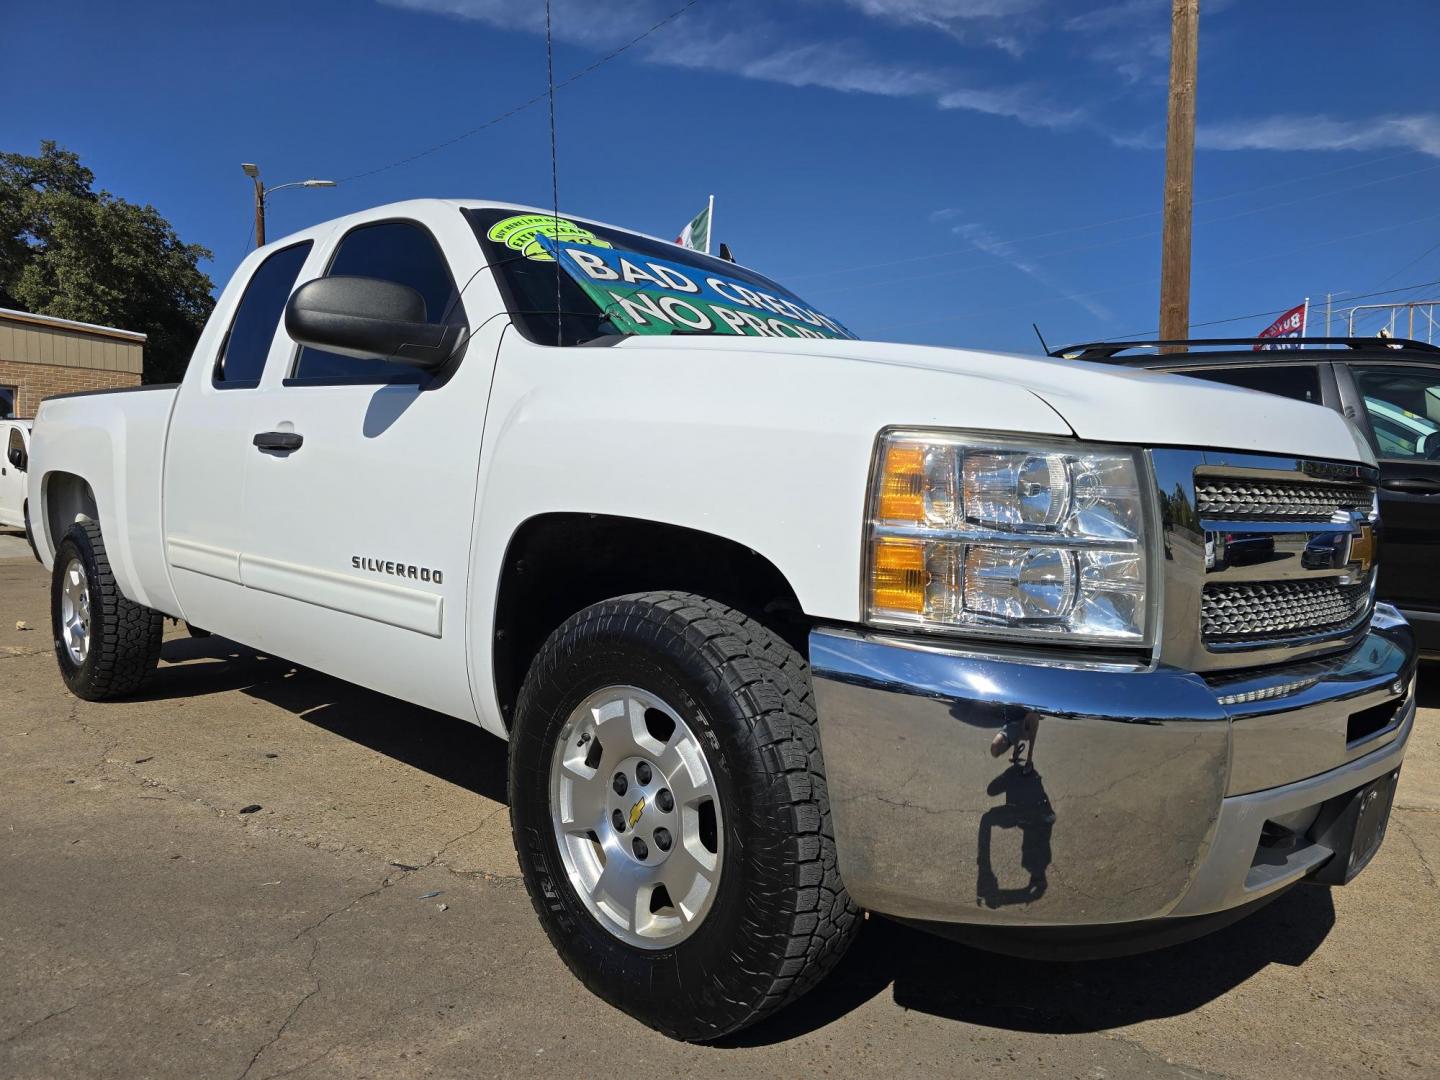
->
[[29, 384, 182, 617]]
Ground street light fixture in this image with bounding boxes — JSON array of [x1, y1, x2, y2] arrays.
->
[[242, 164, 336, 248]]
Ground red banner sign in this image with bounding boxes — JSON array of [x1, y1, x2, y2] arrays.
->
[[1255, 301, 1308, 350]]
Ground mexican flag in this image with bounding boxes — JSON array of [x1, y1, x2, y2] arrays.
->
[[675, 195, 713, 255]]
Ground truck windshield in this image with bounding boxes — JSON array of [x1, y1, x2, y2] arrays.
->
[[465, 207, 854, 347]]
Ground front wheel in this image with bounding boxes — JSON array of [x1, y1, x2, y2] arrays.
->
[[51, 521, 163, 700], [509, 592, 859, 1042]]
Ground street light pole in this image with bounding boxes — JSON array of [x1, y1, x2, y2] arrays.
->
[[241, 164, 336, 249], [243, 164, 266, 247]]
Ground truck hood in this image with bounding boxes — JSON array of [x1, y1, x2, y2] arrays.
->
[[614, 336, 1376, 465]]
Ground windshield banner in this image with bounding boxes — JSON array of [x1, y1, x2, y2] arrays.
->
[[534, 234, 852, 340]]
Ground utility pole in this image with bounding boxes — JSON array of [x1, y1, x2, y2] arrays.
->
[[1158, 0, 1199, 352], [241, 163, 336, 249]]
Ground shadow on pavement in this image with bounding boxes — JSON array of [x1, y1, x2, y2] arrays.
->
[[148, 634, 1338, 1046], [149, 635, 508, 803], [729, 885, 1335, 1044]]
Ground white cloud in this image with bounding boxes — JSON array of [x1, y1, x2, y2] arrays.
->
[[845, 0, 1042, 30], [1063, 0, 1162, 34], [385, 0, 1083, 130], [383, 0, 662, 44], [842, 0, 1046, 56], [380, 1, 1438, 170], [1083, 29, 1169, 85], [938, 85, 1083, 129], [662, 35, 948, 98], [1196, 114, 1440, 157], [1062, 0, 1171, 85], [852, 0, 1041, 16], [957, 221, 1114, 321]]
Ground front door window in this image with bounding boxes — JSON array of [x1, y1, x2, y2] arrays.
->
[[1353, 367, 1440, 460]]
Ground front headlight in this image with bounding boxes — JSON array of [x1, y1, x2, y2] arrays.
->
[[866, 430, 1154, 645]]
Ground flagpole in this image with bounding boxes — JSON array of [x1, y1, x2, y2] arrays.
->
[[1302, 297, 1310, 348], [706, 193, 714, 255]]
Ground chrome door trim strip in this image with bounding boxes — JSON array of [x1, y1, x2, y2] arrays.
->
[[167, 536, 242, 584], [166, 536, 443, 637], [239, 553, 443, 638]]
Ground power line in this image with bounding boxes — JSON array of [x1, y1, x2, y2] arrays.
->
[[871, 211, 1440, 334], [788, 151, 1437, 285], [1368, 236, 1440, 290], [336, 0, 702, 184], [1106, 278, 1440, 339], [806, 158, 1440, 300], [807, 159, 1440, 300]]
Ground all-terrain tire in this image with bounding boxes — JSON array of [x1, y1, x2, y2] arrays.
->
[[509, 591, 860, 1042], [51, 520, 163, 700]]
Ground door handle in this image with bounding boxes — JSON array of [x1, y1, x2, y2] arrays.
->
[[253, 431, 304, 452], [1380, 476, 1440, 495]]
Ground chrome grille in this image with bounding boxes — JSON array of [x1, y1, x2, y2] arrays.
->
[[1195, 478, 1374, 521], [1201, 578, 1371, 644]]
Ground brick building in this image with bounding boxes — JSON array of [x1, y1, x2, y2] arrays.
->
[[0, 307, 144, 418]]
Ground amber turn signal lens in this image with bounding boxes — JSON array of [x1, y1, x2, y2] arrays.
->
[[877, 443, 925, 523], [870, 537, 926, 615]]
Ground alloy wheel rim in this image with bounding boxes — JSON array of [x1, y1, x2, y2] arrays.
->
[[60, 558, 92, 666], [548, 684, 724, 949]]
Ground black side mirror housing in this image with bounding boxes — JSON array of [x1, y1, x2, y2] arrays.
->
[[284, 276, 462, 370], [7, 445, 25, 472]]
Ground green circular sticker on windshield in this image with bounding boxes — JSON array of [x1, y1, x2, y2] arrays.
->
[[487, 214, 612, 262]]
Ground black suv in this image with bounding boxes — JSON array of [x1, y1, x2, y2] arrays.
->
[[1054, 336, 1440, 658]]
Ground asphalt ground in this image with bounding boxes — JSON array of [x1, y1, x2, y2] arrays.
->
[[1, 532, 1437, 1079]]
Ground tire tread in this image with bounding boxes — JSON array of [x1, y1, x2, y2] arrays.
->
[[512, 590, 860, 1041], [53, 521, 163, 700]]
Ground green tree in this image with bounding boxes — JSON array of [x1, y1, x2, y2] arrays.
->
[[0, 141, 215, 383]]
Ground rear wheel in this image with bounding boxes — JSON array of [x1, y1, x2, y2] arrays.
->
[[50, 521, 163, 700], [510, 591, 859, 1041]]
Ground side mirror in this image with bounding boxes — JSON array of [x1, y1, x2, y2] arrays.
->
[[6, 445, 25, 472], [284, 276, 462, 370]]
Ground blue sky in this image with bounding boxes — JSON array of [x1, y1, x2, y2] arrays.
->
[[7, 0, 1440, 351]]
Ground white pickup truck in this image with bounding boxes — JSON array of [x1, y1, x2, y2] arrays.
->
[[27, 200, 1416, 1041]]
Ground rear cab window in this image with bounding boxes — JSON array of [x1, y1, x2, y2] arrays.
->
[[213, 242, 313, 388], [1186, 364, 1323, 404]]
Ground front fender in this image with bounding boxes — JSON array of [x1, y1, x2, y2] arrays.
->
[[472, 333, 1073, 623], [464, 330, 1074, 732]]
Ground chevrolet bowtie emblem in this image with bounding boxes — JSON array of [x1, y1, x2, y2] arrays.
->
[[628, 796, 646, 830], [1351, 524, 1375, 574]]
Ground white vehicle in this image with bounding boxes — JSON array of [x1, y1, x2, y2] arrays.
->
[[26, 200, 1417, 1040], [1, 418, 32, 531]]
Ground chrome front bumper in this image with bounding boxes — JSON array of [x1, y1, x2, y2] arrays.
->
[[810, 605, 1416, 928]]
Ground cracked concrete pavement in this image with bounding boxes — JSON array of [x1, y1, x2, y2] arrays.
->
[[2, 541, 1438, 1078]]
